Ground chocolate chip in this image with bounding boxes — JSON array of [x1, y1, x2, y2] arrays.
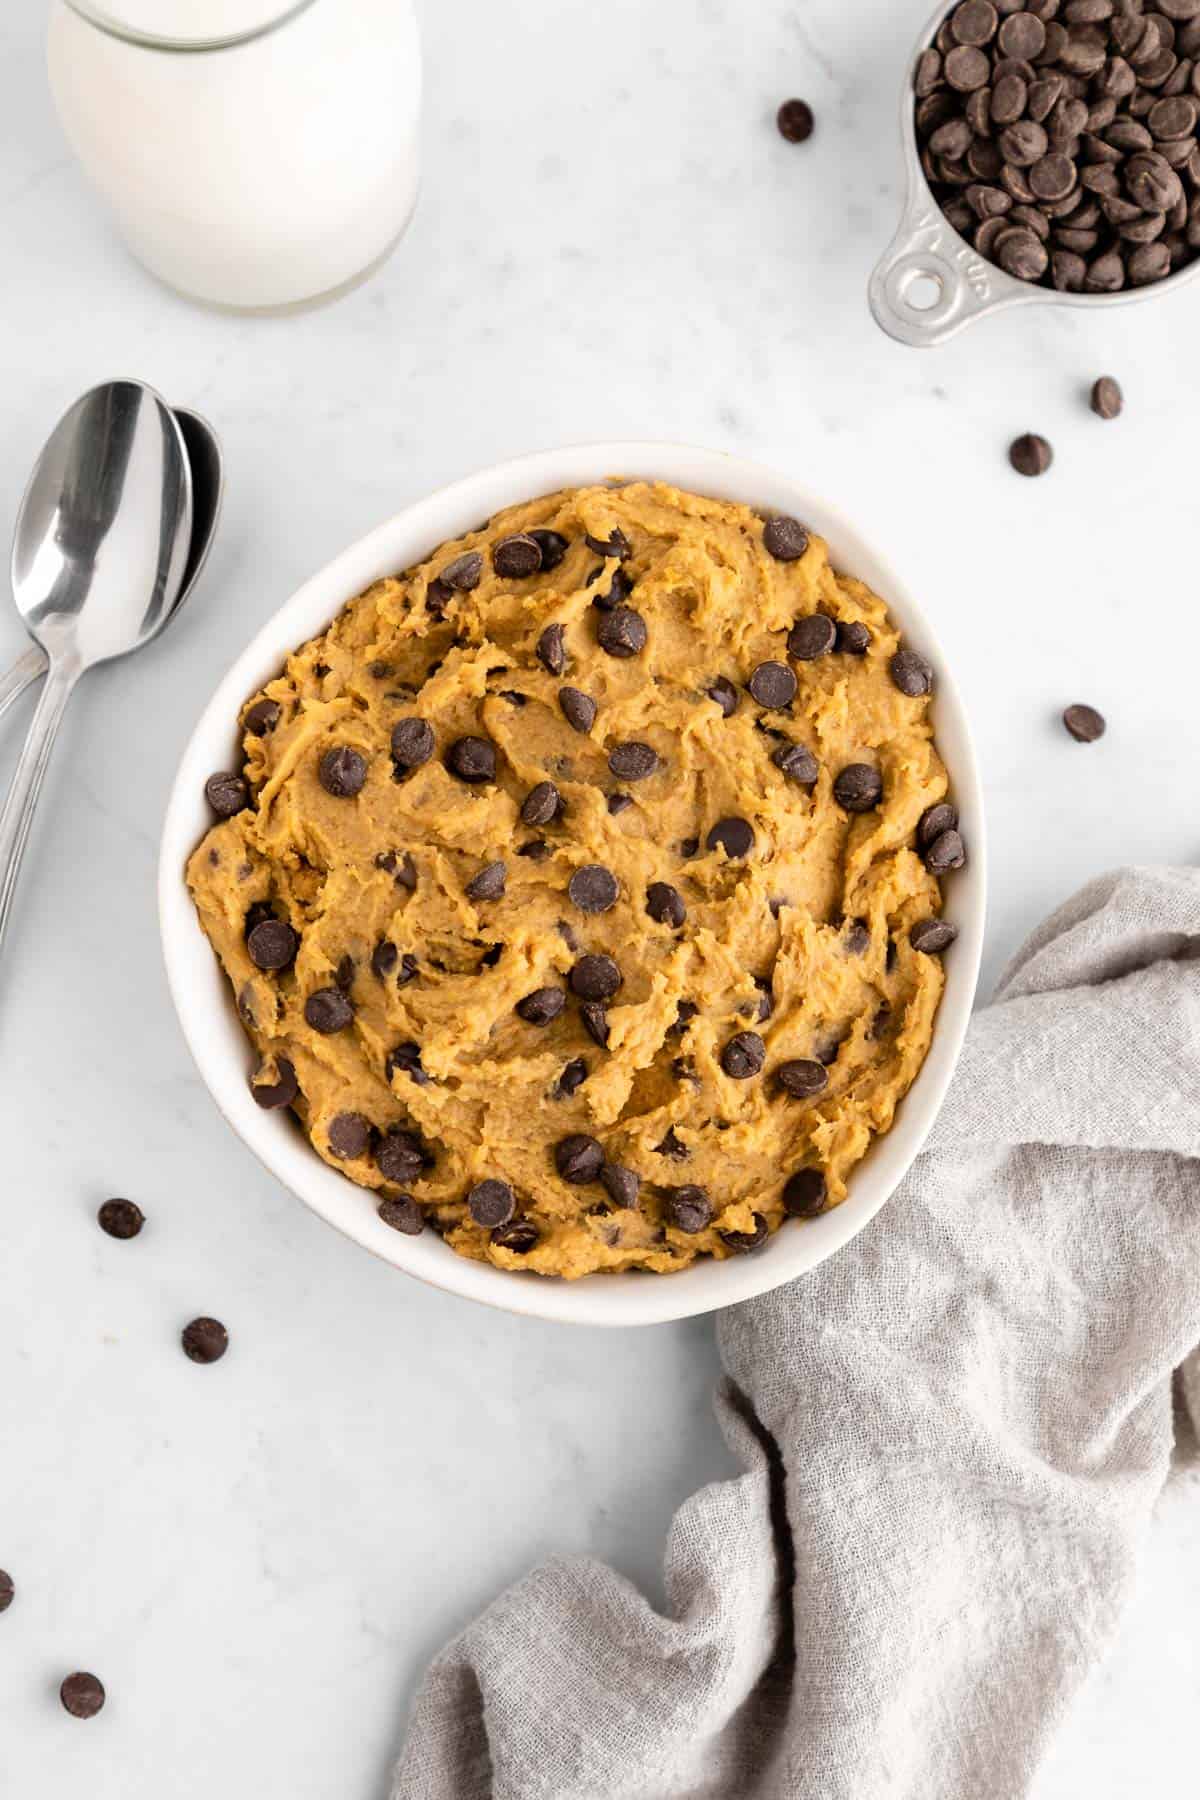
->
[[836, 620, 871, 655], [446, 736, 496, 783], [776, 1059, 829, 1098], [319, 746, 368, 798], [777, 97, 815, 141], [946, 43, 992, 88], [247, 918, 298, 972], [250, 1057, 299, 1110], [466, 860, 507, 902], [679, 836, 700, 859], [646, 881, 686, 927], [518, 839, 551, 861], [378, 1195, 424, 1236], [1063, 702, 1107, 741], [953, 0, 999, 47], [607, 793, 633, 815], [925, 828, 968, 873], [580, 1000, 611, 1046], [492, 1218, 539, 1253], [844, 920, 871, 955], [720, 1214, 769, 1254], [376, 849, 418, 890], [181, 1316, 228, 1364], [245, 698, 281, 736], [0, 1570, 12, 1613], [833, 764, 883, 812], [706, 675, 740, 715], [376, 1129, 427, 1184], [706, 816, 755, 858], [516, 986, 566, 1025], [763, 515, 809, 561], [567, 865, 617, 916], [304, 987, 353, 1033], [441, 551, 483, 591], [425, 578, 451, 620], [386, 1040, 431, 1084], [911, 918, 959, 954], [537, 623, 567, 675], [597, 605, 648, 658], [748, 660, 799, 708], [655, 1127, 689, 1161], [371, 939, 400, 979], [666, 1186, 712, 1232], [530, 529, 569, 571], [559, 686, 597, 733], [783, 1168, 827, 1217], [608, 741, 658, 780], [60, 1673, 106, 1719], [600, 1163, 640, 1209], [787, 613, 837, 660], [519, 781, 559, 828], [570, 953, 622, 1000], [493, 534, 543, 578], [468, 1178, 516, 1228], [721, 1030, 766, 1079], [98, 1198, 144, 1239], [555, 1058, 589, 1098], [328, 1112, 371, 1159], [391, 717, 434, 769], [754, 976, 775, 1022], [584, 527, 631, 561], [205, 771, 249, 817], [917, 801, 959, 851], [590, 566, 633, 612], [1010, 432, 1054, 476], [773, 742, 819, 785], [555, 1134, 604, 1183]]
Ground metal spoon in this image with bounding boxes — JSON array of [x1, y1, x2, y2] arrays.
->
[[0, 402, 222, 726], [0, 380, 194, 960]]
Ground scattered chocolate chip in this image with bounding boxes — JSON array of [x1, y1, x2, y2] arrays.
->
[[777, 97, 815, 141], [721, 1031, 766, 1079], [516, 986, 566, 1025], [98, 1198, 144, 1240], [386, 1040, 431, 1084], [749, 660, 798, 707], [646, 881, 687, 927], [304, 987, 354, 1034], [205, 771, 249, 818], [492, 1218, 539, 1253], [666, 1185, 712, 1232], [773, 742, 819, 785], [776, 1059, 829, 1098], [530, 529, 569, 571], [917, 801, 959, 852], [555, 1058, 589, 1099], [568, 864, 619, 914], [328, 1113, 371, 1160], [763, 515, 809, 561], [911, 918, 959, 954], [493, 534, 543, 579], [391, 717, 435, 769], [250, 1057, 298, 1110], [245, 698, 281, 736], [378, 1195, 424, 1236], [570, 953, 622, 1000], [925, 828, 968, 873], [441, 551, 483, 591], [1009, 432, 1054, 476], [60, 1673, 105, 1719], [833, 764, 883, 812], [537, 622, 567, 675], [787, 614, 837, 661], [446, 736, 496, 784], [1090, 375, 1124, 418], [890, 648, 934, 697], [466, 860, 507, 901], [555, 1134, 605, 1183], [319, 746, 368, 798], [559, 686, 597, 733], [600, 1163, 640, 1208], [0, 1570, 12, 1613], [597, 605, 648, 658], [720, 1214, 770, 1254], [247, 918, 298, 972], [580, 1000, 611, 1046], [836, 620, 871, 655], [706, 816, 755, 858], [376, 1129, 427, 1184], [608, 741, 659, 780], [1063, 702, 1106, 741], [783, 1168, 827, 1217], [181, 1317, 228, 1364], [468, 1179, 516, 1228], [707, 676, 739, 716]]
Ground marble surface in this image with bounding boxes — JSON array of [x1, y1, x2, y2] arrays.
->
[[1, 1, 1198, 1794]]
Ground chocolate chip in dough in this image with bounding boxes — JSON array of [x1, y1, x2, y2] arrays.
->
[[833, 764, 883, 812], [376, 1129, 427, 1184], [97, 1198, 144, 1239], [446, 736, 496, 784], [537, 623, 567, 676], [554, 1058, 589, 1099], [607, 793, 633, 815], [328, 1113, 371, 1160], [776, 1059, 829, 1098], [773, 742, 819, 785], [493, 534, 543, 578], [559, 687, 597, 733], [597, 606, 648, 658], [386, 1040, 431, 1085], [600, 1164, 641, 1208], [378, 1195, 424, 1236], [376, 849, 418, 890], [777, 97, 815, 141], [569, 864, 619, 914], [763, 515, 809, 561], [466, 860, 507, 901], [925, 828, 968, 873], [706, 816, 755, 858], [60, 1674, 105, 1719], [521, 781, 561, 826], [890, 648, 934, 697], [304, 987, 354, 1034], [244, 698, 281, 736], [1063, 702, 1106, 741], [530, 529, 569, 571], [492, 1219, 539, 1253], [570, 954, 622, 1000], [748, 660, 798, 707], [783, 1168, 827, 1217], [441, 551, 483, 591], [608, 741, 659, 780], [391, 717, 434, 769], [917, 801, 959, 852], [319, 746, 368, 798], [721, 1031, 766, 1079], [911, 918, 959, 954], [1009, 433, 1054, 476], [584, 527, 631, 561], [836, 620, 871, 655], [516, 986, 566, 1025], [468, 1179, 516, 1228], [646, 881, 687, 927], [787, 614, 837, 661], [250, 1057, 299, 1110], [205, 771, 249, 818], [247, 918, 298, 972], [666, 1186, 712, 1232], [181, 1316, 228, 1364], [555, 1134, 605, 1184], [580, 1000, 611, 1046], [1090, 375, 1123, 418], [706, 676, 740, 716], [720, 1214, 770, 1254]]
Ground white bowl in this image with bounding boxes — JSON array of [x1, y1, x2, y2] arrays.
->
[[159, 442, 985, 1327]]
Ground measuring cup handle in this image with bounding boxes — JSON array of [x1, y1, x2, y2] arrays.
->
[[869, 192, 1029, 348]]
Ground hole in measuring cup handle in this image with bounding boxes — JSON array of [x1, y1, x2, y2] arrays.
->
[[869, 203, 1002, 346]]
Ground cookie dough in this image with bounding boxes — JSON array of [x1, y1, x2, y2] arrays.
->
[[188, 482, 958, 1279]]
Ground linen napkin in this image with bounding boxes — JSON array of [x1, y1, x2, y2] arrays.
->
[[393, 866, 1200, 1800]]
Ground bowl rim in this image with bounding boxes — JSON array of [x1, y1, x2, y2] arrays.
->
[[158, 439, 986, 1327]]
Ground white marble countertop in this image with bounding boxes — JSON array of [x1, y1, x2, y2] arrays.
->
[[1, 1, 1197, 1794]]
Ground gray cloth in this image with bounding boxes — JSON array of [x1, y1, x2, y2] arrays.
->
[[393, 867, 1200, 1800]]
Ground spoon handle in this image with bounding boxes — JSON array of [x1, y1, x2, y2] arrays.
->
[[0, 659, 78, 961], [0, 647, 48, 726]]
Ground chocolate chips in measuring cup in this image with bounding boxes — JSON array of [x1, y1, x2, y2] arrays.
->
[[915, 2, 1200, 294]]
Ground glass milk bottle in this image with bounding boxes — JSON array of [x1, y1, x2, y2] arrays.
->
[[47, 0, 422, 311]]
